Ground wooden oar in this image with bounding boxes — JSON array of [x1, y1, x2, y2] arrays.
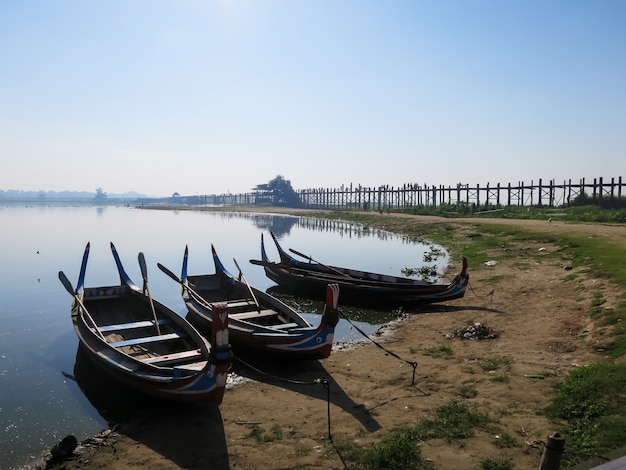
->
[[249, 259, 269, 266], [288, 248, 352, 279], [233, 258, 260, 310], [138, 252, 161, 336], [157, 262, 208, 306], [58, 270, 106, 341]]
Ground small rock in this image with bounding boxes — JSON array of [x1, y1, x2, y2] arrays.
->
[[50, 434, 78, 460]]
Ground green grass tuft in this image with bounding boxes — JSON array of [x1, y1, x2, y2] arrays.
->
[[545, 362, 626, 467]]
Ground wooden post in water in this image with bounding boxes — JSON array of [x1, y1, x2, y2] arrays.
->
[[539, 432, 566, 470]]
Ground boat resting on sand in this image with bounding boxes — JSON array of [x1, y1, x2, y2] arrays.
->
[[58, 242, 231, 404], [157, 245, 340, 360], [250, 232, 470, 307]]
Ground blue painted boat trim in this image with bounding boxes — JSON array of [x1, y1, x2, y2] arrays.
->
[[110, 242, 138, 289], [76, 241, 90, 293]]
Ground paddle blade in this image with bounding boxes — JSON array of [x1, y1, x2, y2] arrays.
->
[[59, 271, 76, 296], [158, 263, 181, 283], [182, 245, 189, 281], [138, 252, 148, 280]]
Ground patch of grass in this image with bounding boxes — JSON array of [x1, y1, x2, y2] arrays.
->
[[479, 356, 513, 372], [497, 403, 521, 417], [422, 344, 454, 359], [294, 445, 311, 457], [413, 401, 493, 442], [480, 455, 514, 470], [247, 423, 283, 443], [545, 362, 626, 468], [590, 292, 606, 313], [339, 402, 492, 469], [458, 383, 478, 398], [493, 432, 518, 449], [489, 374, 510, 383], [588, 293, 626, 358], [348, 427, 436, 470], [605, 320, 626, 358], [563, 273, 578, 282]]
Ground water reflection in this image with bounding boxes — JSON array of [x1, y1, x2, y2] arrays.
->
[[212, 210, 425, 246], [72, 345, 158, 425]]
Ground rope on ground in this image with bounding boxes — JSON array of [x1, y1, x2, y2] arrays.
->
[[233, 354, 333, 440], [233, 353, 323, 386], [340, 313, 422, 390], [468, 281, 495, 302]]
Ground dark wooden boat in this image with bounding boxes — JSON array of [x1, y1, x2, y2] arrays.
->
[[157, 245, 340, 360], [250, 232, 470, 307], [58, 242, 231, 404]]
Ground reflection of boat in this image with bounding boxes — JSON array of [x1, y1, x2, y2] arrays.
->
[[158, 245, 340, 360], [59, 242, 231, 404], [73, 344, 155, 424], [251, 232, 470, 307]]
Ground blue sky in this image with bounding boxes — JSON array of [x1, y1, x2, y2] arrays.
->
[[1, 1, 624, 197]]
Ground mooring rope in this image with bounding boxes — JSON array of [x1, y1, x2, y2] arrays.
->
[[232, 354, 324, 386], [339, 314, 419, 387], [468, 281, 495, 302]]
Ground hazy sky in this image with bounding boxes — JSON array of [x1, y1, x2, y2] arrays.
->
[[1, 1, 624, 197]]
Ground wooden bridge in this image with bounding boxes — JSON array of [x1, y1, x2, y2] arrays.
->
[[196, 176, 624, 211]]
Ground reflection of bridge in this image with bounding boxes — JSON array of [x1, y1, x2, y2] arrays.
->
[[211, 210, 417, 244]]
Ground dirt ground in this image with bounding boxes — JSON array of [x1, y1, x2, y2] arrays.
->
[[40, 212, 626, 470]]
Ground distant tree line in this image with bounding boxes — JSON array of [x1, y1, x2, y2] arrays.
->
[[0, 189, 145, 200]]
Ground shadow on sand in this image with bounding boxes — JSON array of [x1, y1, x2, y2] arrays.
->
[[72, 346, 229, 469], [231, 350, 382, 434], [414, 303, 504, 314]]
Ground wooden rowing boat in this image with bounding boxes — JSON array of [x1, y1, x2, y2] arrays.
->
[[58, 242, 231, 404], [158, 245, 340, 360], [250, 232, 470, 307]]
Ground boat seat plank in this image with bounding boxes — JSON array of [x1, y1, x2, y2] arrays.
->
[[225, 299, 256, 309], [175, 362, 206, 372], [96, 318, 170, 333], [271, 322, 299, 330], [108, 332, 182, 348], [231, 309, 277, 320], [141, 349, 203, 365]]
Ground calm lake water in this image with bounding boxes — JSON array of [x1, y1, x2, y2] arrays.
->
[[0, 204, 447, 469]]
